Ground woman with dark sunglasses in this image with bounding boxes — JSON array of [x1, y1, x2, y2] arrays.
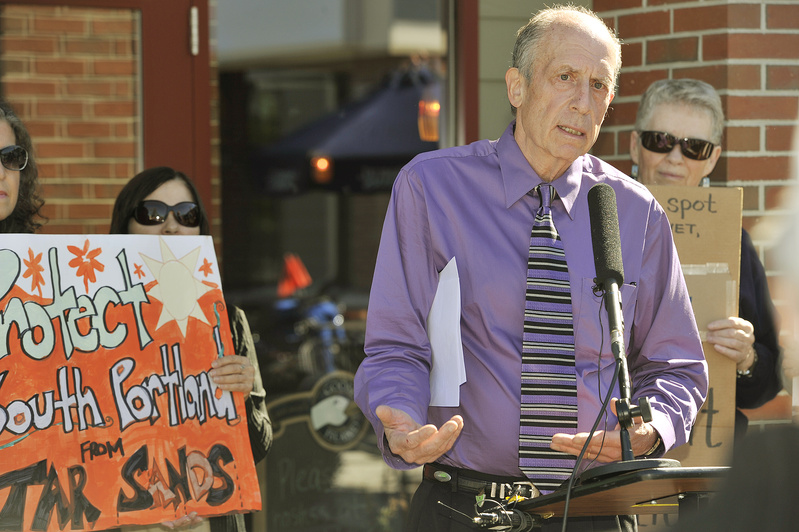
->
[[630, 79, 782, 440], [110, 166, 210, 235], [0, 99, 45, 233], [629, 79, 723, 187], [110, 167, 272, 532]]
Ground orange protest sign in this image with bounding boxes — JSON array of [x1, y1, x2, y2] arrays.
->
[[0, 234, 261, 532]]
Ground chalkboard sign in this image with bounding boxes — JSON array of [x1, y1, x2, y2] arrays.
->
[[253, 371, 420, 531]]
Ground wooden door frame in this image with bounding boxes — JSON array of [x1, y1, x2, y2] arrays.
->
[[1, 0, 213, 208], [455, 0, 478, 145]]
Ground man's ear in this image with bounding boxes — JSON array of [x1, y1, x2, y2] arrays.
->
[[505, 67, 523, 109]]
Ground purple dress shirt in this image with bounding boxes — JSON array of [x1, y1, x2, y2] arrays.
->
[[354, 122, 708, 477]]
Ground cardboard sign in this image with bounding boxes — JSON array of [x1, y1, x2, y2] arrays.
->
[[0, 234, 261, 532], [647, 185, 742, 467]]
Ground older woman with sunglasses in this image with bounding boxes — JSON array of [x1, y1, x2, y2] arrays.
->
[[110, 167, 272, 532], [630, 78, 781, 439], [0, 100, 45, 233]]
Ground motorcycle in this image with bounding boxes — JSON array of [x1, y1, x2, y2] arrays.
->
[[232, 253, 365, 394]]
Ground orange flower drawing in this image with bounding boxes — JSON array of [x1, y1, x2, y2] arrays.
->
[[199, 257, 214, 277], [22, 248, 45, 297], [68, 239, 105, 293]]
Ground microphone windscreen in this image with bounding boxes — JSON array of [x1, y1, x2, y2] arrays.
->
[[587, 183, 624, 285]]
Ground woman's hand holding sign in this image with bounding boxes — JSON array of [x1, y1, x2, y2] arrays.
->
[[162, 511, 204, 529], [210, 355, 255, 398]]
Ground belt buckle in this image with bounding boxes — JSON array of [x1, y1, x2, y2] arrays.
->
[[512, 481, 540, 499], [488, 482, 510, 499], [487, 481, 538, 500]]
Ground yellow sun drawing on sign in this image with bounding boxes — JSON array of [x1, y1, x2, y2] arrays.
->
[[140, 238, 212, 337]]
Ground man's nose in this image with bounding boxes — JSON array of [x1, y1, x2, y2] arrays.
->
[[571, 84, 591, 114]]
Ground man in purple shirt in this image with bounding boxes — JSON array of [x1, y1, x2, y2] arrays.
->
[[355, 5, 708, 531]]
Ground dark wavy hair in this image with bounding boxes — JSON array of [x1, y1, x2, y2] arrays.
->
[[109, 166, 210, 235], [0, 100, 45, 233]]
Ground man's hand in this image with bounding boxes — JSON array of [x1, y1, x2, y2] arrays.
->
[[706, 317, 756, 371], [550, 399, 658, 462], [376, 405, 463, 465]]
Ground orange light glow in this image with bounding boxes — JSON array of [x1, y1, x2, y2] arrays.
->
[[311, 156, 333, 184], [418, 99, 440, 142], [314, 157, 330, 171], [424, 101, 440, 115]]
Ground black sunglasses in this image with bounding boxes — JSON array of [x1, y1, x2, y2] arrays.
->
[[638, 130, 716, 161], [0, 145, 28, 171], [133, 200, 201, 227]]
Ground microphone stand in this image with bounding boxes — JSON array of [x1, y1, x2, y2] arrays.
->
[[579, 277, 680, 483], [605, 278, 636, 461]]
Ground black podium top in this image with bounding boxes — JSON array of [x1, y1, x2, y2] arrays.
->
[[516, 466, 729, 518]]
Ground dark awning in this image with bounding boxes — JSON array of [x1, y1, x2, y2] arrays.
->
[[253, 67, 440, 194]]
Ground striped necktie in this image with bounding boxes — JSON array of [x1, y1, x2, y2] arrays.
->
[[519, 184, 578, 493]]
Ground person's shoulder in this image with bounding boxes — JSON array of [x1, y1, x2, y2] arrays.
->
[[391, 138, 500, 193], [224, 301, 249, 326], [404, 138, 498, 172], [581, 154, 655, 201], [740, 227, 757, 255]]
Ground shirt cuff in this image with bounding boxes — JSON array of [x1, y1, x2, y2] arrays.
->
[[648, 410, 679, 452]]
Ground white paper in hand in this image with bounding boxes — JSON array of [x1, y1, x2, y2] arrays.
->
[[427, 257, 466, 406]]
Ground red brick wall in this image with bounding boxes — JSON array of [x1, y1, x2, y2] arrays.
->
[[0, 4, 221, 240], [595, 0, 798, 231], [0, 5, 138, 234]]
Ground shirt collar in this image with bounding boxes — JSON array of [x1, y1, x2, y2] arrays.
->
[[498, 120, 583, 220]]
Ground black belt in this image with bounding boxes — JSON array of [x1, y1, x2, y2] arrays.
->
[[423, 463, 540, 500]]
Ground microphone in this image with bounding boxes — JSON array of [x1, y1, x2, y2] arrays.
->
[[435, 501, 540, 531], [587, 182, 635, 461], [579, 184, 674, 477], [587, 182, 624, 288], [587, 183, 625, 359], [474, 508, 538, 531]]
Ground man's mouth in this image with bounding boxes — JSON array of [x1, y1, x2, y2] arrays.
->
[[559, 125, 584, 136]]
